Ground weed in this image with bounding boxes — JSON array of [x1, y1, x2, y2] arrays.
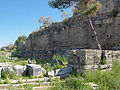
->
[[4, 77, 10, 84], [52, 54, 68, 63], [24, 84, 33, 90], [0, 78, 3, 84], [17, 79, 23, 84], [8, 84, 17, 90], [102, 56, 106, 65]]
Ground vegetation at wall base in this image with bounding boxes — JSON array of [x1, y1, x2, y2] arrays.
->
[[50, 60, 120, 90]]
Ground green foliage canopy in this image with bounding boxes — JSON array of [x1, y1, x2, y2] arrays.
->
[[48, 0, 79, 10], [15, 35, 27, 46], [48, 0, 101, 17]]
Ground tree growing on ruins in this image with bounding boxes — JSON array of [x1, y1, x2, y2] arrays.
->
[[48, 0, 102, 49], [15, 35, 27, 46], [38, 16, 54, 30]]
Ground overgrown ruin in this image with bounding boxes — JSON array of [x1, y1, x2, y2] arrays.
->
[[16, 0, 120, 59]]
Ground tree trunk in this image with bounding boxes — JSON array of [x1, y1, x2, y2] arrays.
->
[[89, 18, 102, 50]]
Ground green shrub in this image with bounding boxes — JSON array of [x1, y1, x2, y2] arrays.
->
[[14, 35, 27, 46], [85, 60, 120, 89], [40, 72, 44, 78], [0, 78, 3, 84], [4, 77, 10, 84], [24, 84, 33, 90], [17, 79, 23, 84], [1, 69, 16, 79], [51, 75, 91, 90], [35, 58, 52, 65], [50, 60, 120, 90], [52, 54, 68, 63], [102, 56, 106, 65], [8, 84, 17, 90], [111, 10, 118, 17]]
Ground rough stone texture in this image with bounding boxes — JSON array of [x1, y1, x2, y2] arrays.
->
[[17, 41, 25, 50], [104, 50, 120, 64], [26, 64, 42, 76], [48, 70, 54, 77], [48, 66, 73, 77], [15, 0, 120, 58], [13, 65, 26, 76], [1, 66, 15, 77], [67, 49, 120, 74], [55, 66, 73, 76]]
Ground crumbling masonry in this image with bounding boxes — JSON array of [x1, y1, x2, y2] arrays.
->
[[15, 0, 120, 74]]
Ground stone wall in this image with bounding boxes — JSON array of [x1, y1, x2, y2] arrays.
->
[[16, 0, 120, 58], [67, 49, 120, 74]]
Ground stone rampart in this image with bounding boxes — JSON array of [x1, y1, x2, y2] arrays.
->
[[66, 49, 120, 74], [15, 0, 120, 58]]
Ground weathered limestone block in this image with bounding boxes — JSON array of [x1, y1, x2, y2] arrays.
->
[[1, 66, 15, 78], [85, 49, 102, 65], [55, 66, 73, 76], [13, 65, 26, 76], [99, 64, 113, 70], [67, 49, 120, 75], [68, 49, 102, 65], [48, 66, 73, 77], [48, 70, 54, 77], [105, 50, 120, 64], [26, 64, 42, 76]]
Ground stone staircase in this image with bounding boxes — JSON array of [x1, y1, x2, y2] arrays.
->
[[0, 77, 58, 90]]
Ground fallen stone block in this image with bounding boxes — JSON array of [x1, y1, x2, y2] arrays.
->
[[13, 65, 26, 76], [48, 66, 73, 77], [26, 64, 42, 76], [1, 66, 15, 78]]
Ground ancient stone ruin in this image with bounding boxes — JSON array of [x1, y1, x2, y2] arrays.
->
[[15, 0, 120, 74], [66, 49, 120, 74]]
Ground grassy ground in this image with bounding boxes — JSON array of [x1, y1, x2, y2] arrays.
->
[[50, 60, 120, 90], [0, 57, 28, 66]]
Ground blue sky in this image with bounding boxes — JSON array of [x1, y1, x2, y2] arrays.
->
[[0, 0, 72, 47]]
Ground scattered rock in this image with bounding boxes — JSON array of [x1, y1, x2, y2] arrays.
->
[[7, 57, 17, 60], [26, 64, 42, 76], [55, 66, 73, 76], [1, 48, 6, 51], [48, 66, 73, 78], [28, 60, 36, 64], [48, 70, 54, 77], [99, 64, 113, 69], [85, 83, 98, 90]]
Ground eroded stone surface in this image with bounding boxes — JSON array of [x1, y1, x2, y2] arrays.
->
[[13, 65, 26, 76], [48, 66, 73, 77], [26, 64, 42, 76]]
